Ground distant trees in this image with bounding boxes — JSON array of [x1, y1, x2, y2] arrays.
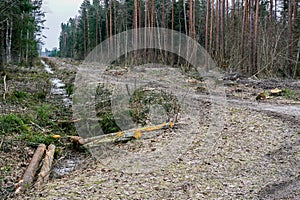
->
[[0, 0, 45, 66], [59, 0, 300, 77]]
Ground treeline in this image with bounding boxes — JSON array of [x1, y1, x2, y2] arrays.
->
[[0, 0, 45, 66], [59, 0, 300, 77]]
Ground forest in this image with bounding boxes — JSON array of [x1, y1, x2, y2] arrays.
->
[[0, 0, 299, 77], [57, 0, 300, 77], [0, 0, 45, 66]]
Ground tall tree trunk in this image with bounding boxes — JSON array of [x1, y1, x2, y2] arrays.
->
[[210, 0, 214, 56], [216, 0, 220, 61], [25, 30, 29, 64], [254, 0, 259, 74], [151, 0, 155, 28], [171, 0, 175, 65], [87, 7, 91, 54], [287, 0, 293, 75], [189, 0, 193, 37], [144, 0, 148, 58], [205, 0, 211, 51], [183, 0, 188, 34], [133, 0, 138, 63], [241, 0, 249, 61], [114, 0, 117, 35], [162, 0, 166, 61], [226, 0, 229, 23], [269, 0, 273, 21], [231, 0, 235, 40], [6, 20, 12, 63], [150, 0, 155, 61], [110, 0, 113, 50], [249, 0, 254, 74], [83, 12, 87, 58], [292, 0, 298, 26], [95, 7, 99, 46], [274, 0, 277, 21], [105, 0, 109, 53], [193, 0, 196, 39], [221, 0, 225, 63]]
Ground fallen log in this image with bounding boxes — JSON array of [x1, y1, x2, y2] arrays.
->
[[15, 144, 46, 194], [35, 144, 56, 188], [80, 122, 174, 148]]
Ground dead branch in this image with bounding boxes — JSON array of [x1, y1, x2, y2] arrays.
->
[[15, 144, 46, 194], [57, 119, 81, 123], [30, 121, 46, 132], [35, 144, 56, 188]]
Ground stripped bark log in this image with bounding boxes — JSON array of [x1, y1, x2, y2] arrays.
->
[[35, 144, 56, 188], [15, 144, 46, 194], [70, 122, 174, 148]]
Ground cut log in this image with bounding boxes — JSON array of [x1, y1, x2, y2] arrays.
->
[[82, 122, 174, 148], [35, 144, 56, 188], [15, 144, 46, 194], [270, 88, 282, 96]]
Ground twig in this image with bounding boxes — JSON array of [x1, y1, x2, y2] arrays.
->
[[57, 118, 81, 123], [30, 121, 46, 132]]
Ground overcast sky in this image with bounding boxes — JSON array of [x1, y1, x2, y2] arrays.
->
[[42, 0, 84, 51]]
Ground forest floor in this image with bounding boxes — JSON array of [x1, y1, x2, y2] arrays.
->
[[1, 58, 300, 199]]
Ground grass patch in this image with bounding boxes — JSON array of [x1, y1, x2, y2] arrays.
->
[[66, 83, 74, 97], [281, 88, 299, 100], [36, 104, 53, 123]]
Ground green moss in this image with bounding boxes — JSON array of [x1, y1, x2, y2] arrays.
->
[[0, 114, 30, 135]]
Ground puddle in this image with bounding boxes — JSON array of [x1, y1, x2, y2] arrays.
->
[[52, 158, 82, 178], [41, 59, 72, 107]]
